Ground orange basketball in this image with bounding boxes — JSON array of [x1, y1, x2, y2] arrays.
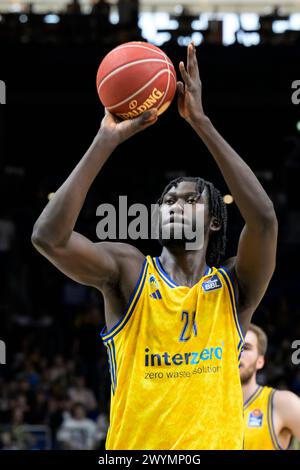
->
[[96, 41, 177, 120]]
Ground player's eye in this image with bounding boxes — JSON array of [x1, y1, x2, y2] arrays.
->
[[165, 198, 175, 205], [187, 197, 199, 204]]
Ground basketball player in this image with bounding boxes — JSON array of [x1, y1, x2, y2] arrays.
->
[[31, 42, 278, 449], [241, 324, 300, 450]]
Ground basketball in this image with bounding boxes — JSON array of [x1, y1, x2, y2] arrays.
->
[[96, 41, 177, 120]]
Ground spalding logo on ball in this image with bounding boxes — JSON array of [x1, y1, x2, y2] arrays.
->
[[96, 41, 177, 119]]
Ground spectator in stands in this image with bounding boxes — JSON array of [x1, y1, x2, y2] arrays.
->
[[49, 355, 67, 383], [67, 376, 97, 412], [0, 431, 19, 450], [56, 402, 100, 449], [9, 407, 31, 449], [91, 0, 110, 19], [118, 0, 138, 27], [0, 212, 15, 303], [66, 0, 82, 14]]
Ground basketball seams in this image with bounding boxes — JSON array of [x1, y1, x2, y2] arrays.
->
[[107, 68, 176, 110], [103, 42, 173, 65], [156, 52, 172, 112], [97, 44, 174, 86], [97, 58, 174, 93]]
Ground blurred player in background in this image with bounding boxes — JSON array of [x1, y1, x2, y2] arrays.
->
[[31, 43, 278, 449], [241, 324, 300, 450]]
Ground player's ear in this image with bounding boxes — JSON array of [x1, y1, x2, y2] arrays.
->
[[256, 355, 265, 371], [209, 217, 221, 232]]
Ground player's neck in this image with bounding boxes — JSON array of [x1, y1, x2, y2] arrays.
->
[[242, 375, 259, 404], [159, 247, 208, 286]]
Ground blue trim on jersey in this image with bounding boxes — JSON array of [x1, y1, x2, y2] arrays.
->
[[154, 257, 211, 289], [269, 390, 284, 450], [111, 339, 117, 390], [101, 258, 148, 343], [106, 343, 115, 395], [220, 265, 245, 340], [204, 266, 211, 276], [238, 349, 242, 363], [154, 257, 178, 288], [218, 267, 245, 344], [243, 385, 263, 409], [108, 342, 116, 391]]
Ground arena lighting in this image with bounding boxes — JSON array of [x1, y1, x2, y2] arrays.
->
[[223, 194, 234, 204], [47, 192, 55, 201], [43, 14, 60, 24], [296, 121, 300, 132], [19, 14, 28, 24], [109, 11, 119, 25]]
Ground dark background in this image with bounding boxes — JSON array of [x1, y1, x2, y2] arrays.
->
[[1, 38, 300, 448]]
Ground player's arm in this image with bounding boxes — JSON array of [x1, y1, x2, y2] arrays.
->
[[31, 109, 158, 290], [274, 391, 300, 441], [177, 42, 278, 332]]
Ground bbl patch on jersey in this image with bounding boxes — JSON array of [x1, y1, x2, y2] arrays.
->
[[248, 409, 264, 427], [202, 275, 222, 293]]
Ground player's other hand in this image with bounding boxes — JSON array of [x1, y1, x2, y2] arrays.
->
[[177, 42, 206, 125], [98, 108, 158, 146]]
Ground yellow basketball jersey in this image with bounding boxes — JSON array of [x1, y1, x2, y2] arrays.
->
[[244, 386, 283, 450], [101, 255, 245, 450]]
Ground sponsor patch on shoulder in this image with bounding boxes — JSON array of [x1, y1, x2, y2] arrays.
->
[[202, 275, 222, 292], [248, 409, 263, 428]]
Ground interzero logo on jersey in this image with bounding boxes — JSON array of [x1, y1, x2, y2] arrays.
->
[[144, 344, 224, 367]]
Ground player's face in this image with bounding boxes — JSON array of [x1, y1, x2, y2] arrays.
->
[[239, 330, 264, 384], [159, 181, 210, 247]]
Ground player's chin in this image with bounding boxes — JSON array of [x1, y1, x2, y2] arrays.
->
[[158, 232, 198, 248], [239, 369, 251, 384]]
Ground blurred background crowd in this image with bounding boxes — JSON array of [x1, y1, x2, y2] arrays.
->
[[1, 0, 300, 47]]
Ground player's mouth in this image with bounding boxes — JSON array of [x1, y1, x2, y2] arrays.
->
[[165, 215, 190, 225]]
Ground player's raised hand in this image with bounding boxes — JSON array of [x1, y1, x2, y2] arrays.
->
[[177, 42, 205, 124], [98, 108, 158, 146]]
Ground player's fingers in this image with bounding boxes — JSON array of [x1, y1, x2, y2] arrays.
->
[[177, 81, 185, 96], [141, 108, 158, 124], [131, 108, 158, 131], [177, 82, 184, 111], [188, 41, 199, 79], [187, 43, 191, 74], [187, 42, 194, 75], [191, 42, 200, 77], [179, 61, 191, 86]]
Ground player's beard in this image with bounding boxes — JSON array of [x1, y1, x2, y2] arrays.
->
[[240, 363, 257, 385], [158, 229, 198, 249]]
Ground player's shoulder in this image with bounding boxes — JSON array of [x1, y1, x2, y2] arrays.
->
[[218, 257, 239, 288], [220, 256, 237, 272], [274, 389, 299, 403], [273, 389, 300, 413]]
